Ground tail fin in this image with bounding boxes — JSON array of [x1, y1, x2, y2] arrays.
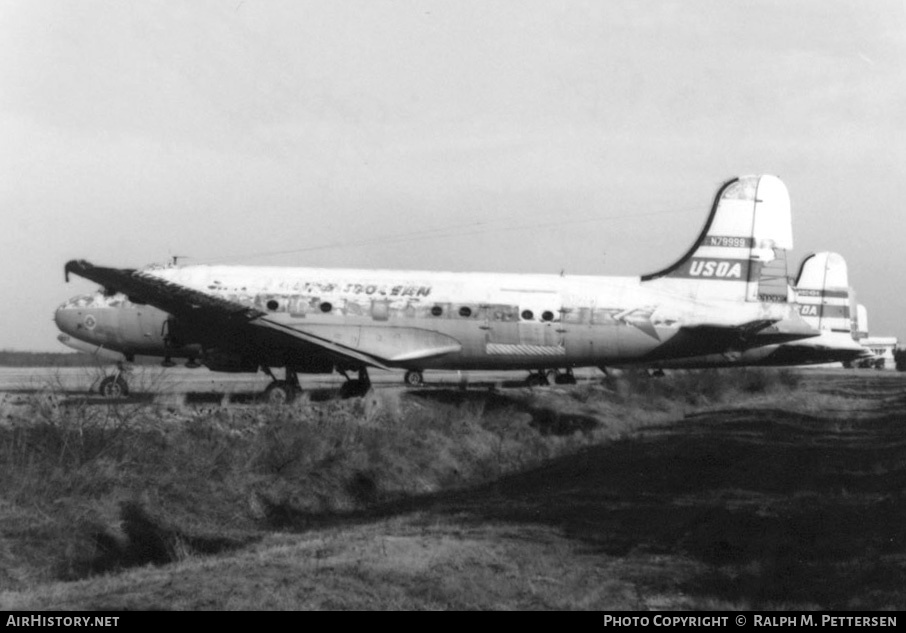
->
[[641, 175, 793, 302], [794, 252, 853, 334]]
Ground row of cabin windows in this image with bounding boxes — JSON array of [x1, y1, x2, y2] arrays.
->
[[262, 297, 563, 322], [260, 299, 620, 325]]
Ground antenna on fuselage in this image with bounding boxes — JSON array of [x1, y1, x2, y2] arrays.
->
[[170, 255, 190, 267]]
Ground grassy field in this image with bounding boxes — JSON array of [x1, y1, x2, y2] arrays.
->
[[1, 368, 904, 610]]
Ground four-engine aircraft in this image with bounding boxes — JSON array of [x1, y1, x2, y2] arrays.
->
[[55, 174, 818, 401]]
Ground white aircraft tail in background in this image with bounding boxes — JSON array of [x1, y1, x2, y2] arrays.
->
[[794, 252, 854, 335], [849, 303, 898, 369]]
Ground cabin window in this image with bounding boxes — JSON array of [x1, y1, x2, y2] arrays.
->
[[541, 310, 554, 322], [591, 309, 616, 325], [458, 306, 472, 318], [288, 297, 309, 317], [431, 305, 443, 317], [344, 300, 367, 317], [562, 308, 587, 324], [320, 302, 333, 313], [371, 300, 390, 321], [521, 309, 534, 321], [266, 300, 279, 311]]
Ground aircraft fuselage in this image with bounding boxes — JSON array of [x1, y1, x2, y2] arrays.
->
[[55, 264, 793, 372]]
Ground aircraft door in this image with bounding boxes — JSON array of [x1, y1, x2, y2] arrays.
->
[[515, 292, 562, 349], [485, 293, 563, 351], [484, 303, 520, 345]]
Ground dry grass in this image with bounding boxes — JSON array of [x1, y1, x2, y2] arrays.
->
[[1, 368, 904, 610]]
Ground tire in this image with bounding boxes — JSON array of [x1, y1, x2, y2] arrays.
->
[[526, 373, 549, 387], [98, 375, 129, 398], [263, 381, 295, 404], [404, 370, 424, 387], [554, 373, 577, 385], [339, 379, 371, 399]]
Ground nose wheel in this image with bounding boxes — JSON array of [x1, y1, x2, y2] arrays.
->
[[98, 375, 129, 398], [96, 361, 132, 398]]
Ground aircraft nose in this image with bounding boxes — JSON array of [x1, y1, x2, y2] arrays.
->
[[54, 301, 80, 336]]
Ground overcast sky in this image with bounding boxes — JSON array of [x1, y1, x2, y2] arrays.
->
[[2, 0, 905, 351]]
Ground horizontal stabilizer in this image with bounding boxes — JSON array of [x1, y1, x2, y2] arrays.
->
[[641, 316, 816, 362]]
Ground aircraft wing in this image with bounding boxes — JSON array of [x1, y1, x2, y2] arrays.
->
[[64, 260, 262, 321], [63, 260, 461, 370]]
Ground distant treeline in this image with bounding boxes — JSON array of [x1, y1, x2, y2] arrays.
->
[[0, 351, 101, 367], [0, 351, 160, 367]]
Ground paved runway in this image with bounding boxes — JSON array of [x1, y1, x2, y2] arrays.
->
[[0, 365, 603, 399]]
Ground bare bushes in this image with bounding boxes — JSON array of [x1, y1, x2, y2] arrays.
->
[[242, 393, 525, 518]]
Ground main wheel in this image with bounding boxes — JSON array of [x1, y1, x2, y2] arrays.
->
[[525, 372, 549, 387], [404, 370, 424, 387], [340, 379, 372, 399], [98, 375, 129, 398], [263, 380, 296, 404], [554, 372, 577, 385]]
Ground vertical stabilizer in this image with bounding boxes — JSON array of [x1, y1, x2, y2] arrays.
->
[[641, 175, 793, 302], [794, 252, 852, 334]]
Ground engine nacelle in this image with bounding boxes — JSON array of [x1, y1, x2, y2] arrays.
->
[[163, 318, 207, 348]]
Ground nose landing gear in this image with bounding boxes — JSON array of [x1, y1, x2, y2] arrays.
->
[[96, 362, 132, 398], [98, 374, 129, 398]]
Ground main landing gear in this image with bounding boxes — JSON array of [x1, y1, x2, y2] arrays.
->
[[260, 366, 375, 404], [404, 370, 424, 387], [525, 368, 578, 387], [552, 368, 577, 385], [525, 370, 550, 387], [261, 366, 301, 404], [339, 367, 372, 399]]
